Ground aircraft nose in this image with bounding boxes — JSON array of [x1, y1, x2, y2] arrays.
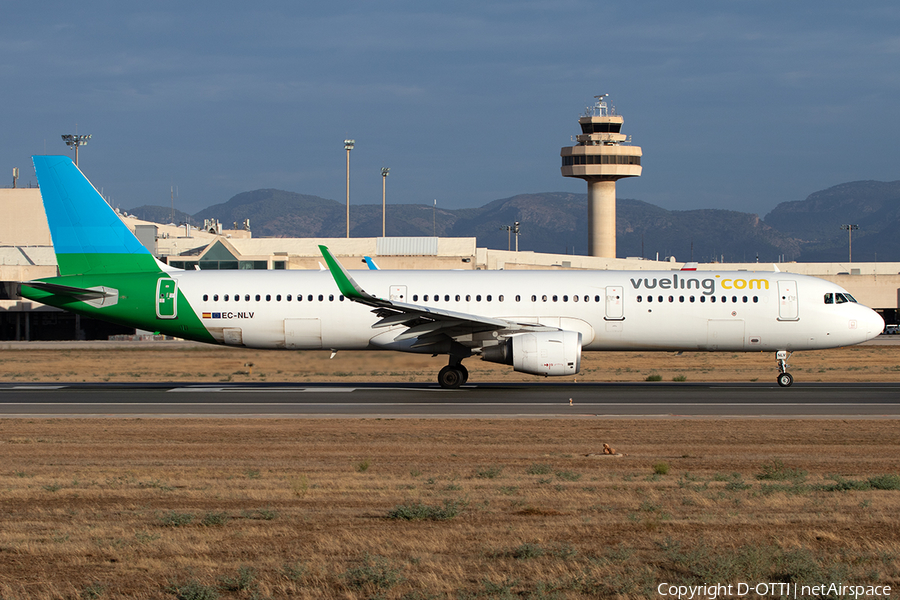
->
[[864, 308, 885, 341]]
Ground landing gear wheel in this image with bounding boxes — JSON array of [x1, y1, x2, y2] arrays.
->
[[458, 365, 469, 384], [438, 366, 465, 389], [777, 372, 793, 387]]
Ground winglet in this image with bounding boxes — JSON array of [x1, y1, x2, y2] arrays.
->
[[363, 256, 380, 270], [318, 245, 379, 303]]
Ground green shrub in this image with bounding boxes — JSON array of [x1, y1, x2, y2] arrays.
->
[[386, 500, 463, 521], [200, 511, 229, 527], [755, 459, 807, 483], [342, 554, 404, 590], [165, 579, 219, 600], [158, 511, 195, 527], [475, 465, 503, 479], [356, 459, 371, 472], [645, 374, 663, 382], [653, 462, 670, 476], [527, 463, 552, 475]]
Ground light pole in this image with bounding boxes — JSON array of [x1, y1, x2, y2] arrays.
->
[[500, 222, 521, 252], [381, 167, 389, 237], [344, 139, 354, 237], [61, 134, 91, 166], [841, 224, 859, 262]]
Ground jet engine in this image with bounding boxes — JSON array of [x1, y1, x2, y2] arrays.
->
[[481, 331, 582, 376]]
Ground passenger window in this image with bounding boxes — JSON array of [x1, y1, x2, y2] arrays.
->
[[318, 294, 323, 301], [203, 294, 208, 301], [637, 295, 643, 302], [245, 294, 250, 301], [424, 295, 429, 302], [595, 295, 600, 302], [753, 296, 758, 303], [413, 295, 418, 301], [213, 294, 219, 301], [224, 294, 229, 301], [477, 295, 482, 302], [742, 296, 748, 303], [466, 295, 471, 301], [455, 295, 460, 302], [721, 296, 726, 303], [487, 295, 492, 302], [563, 295, 568, 302], [276, 295, 281, 301], [647, 295, 653, 303], [552, 295, 558, 302], [668, 296, 674, 303], [329, 294, 334, 301], [690, 296, 695, 302], [700, 296, 706, 303], [584, 296, 589, 302], [286, 294, 292, 301], [307, 295, 313, 302], [516, 295, 521, 302], [499, 295, 504, 302], [340, 295, 345, 301], [658, 296, 663, 303], [255, 294, 261, 301], [266, 295, 271, 301], [444, 295, 450, 302], [542, 295, 547, 302], [532, 295, 537, 302], [732, 296, 737, 303]]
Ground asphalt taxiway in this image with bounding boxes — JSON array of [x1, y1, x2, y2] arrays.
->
[[1, 382, 899, 418]]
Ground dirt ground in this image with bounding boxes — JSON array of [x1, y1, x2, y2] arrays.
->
[[1, 419, 899, 599], [0, 339, 897, 384]]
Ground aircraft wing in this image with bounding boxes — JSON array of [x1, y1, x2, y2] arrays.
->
[[319, 245, 556, 347]]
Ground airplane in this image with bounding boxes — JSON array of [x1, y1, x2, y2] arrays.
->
[[20, 155, 884, 388]]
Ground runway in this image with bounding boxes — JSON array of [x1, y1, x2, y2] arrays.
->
[[1, 382, 899, 418]]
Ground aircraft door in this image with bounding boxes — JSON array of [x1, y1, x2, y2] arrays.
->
[[777, 280, 799, 321], [390, 286, 407, 302], [156, 278, 178, 319], [605, 286, 624, 321], [284, 318, 322, 349]]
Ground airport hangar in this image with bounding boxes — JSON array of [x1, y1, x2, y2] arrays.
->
[[1, 186, 899, 341]]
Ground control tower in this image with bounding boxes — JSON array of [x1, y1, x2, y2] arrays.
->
[[560, 95, 642, 258]]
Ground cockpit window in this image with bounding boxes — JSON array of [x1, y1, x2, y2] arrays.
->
[[828, 292, 858, 304]]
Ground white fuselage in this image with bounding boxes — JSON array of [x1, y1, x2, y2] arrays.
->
[[173, 268, 883, 353]]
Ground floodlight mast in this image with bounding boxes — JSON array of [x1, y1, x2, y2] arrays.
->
[[344, 139, 355, 238], [381, 167, 390, 237], [61, 134, 91, 166], [841, 224, 859, 262]]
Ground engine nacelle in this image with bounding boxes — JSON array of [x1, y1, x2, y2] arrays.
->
[[481, 331, 582, 376]]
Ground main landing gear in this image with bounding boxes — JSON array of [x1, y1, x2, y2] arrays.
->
[[438, 360, 469, 389], [776, 350, 793, 387]]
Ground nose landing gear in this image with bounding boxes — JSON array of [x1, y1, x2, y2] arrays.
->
[[776, 350, 793, 387]]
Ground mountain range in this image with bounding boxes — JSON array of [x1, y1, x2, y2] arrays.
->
[[127, 180, 900, 263]]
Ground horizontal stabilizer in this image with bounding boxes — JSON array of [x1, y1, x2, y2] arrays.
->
[[22, 281, 110, 299]]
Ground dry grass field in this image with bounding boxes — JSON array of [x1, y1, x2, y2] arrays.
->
[[0, 341, 897, 384], [1, 419, 900, 599], [0, 343, 899, 598]]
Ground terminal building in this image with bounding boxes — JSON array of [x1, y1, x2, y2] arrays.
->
[[2, 184, 899, 340]]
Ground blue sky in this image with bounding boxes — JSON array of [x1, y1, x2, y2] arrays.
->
[[3, 1, 899, 218]]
